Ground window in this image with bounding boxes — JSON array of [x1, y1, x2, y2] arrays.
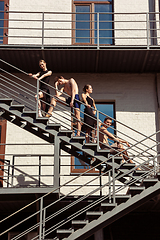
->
[[0, 0, 9, 44], [0, 119, 7, 187], [71, 102, 115, 173], [73, 0, 113, 45]]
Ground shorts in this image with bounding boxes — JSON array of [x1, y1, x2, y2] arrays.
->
[[101, 144, 120, 155], [66, 94, 81, 109]]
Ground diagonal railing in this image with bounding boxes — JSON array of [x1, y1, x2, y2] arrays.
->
[[0, 59, 159, 239], [0, 58, 158, 161], [0, 129, 159, 239], [1, 137, 159, 240]]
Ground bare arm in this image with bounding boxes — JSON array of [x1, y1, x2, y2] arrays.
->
[[105, 129, 130, 147], [92, 99, 96, 115], [28, 72, 40, 79], [81, 93, 90, 107], [70, 78, 76, 107], [38, 70, 52, 81]]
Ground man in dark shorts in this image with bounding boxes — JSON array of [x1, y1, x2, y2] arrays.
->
[[46, 76, 81, 136]]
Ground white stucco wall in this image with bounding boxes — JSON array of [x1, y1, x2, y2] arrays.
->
[[2, 72, 158, 195], [8, 0, 72, 45], [114, 0, 149, 45], [6, 0, 156, 47]]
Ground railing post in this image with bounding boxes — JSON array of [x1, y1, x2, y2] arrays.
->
[[99, 169, 102, 196], [39, 197, 43, 240], [36, 79, 39, 119], [109, 170, 111, 203], [97, 12, 99, 49], [146, 12, 149, 49], [42, 12, 44, 49], [42, 208, 46, 239], [54, 135, 60, 188], [112, 156, 115, 204], [39, 156, 41, 187], [97, 110, 99, 152]]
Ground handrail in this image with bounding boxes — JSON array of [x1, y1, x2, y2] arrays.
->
[[0, 60, 159, 236], [0, 58, 158, 165], [0, 130, 159, 237], [9, 153, 160, 240], [0, 11, 159, 48]]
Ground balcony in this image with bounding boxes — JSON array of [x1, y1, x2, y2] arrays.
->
[[0, 11, 160, 73]]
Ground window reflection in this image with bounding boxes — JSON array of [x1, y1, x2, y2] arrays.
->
[[0, 1, 4, 44]]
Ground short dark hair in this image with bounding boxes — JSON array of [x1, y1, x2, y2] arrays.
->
[[104, 117, 112, 122], [54, 76, 64, 84]]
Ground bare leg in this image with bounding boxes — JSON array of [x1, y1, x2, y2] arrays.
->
[[35, 92, 44, 117], [46, 96, 66, 116], [86, 128, 91, 143], [74, 108, 81, 136]]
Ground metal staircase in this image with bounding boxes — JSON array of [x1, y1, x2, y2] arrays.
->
[[0, 60, 160, 239]]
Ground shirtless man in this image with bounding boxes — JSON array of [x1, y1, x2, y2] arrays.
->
[[99, 117, 134, 163], [46, 76, 81, 136]]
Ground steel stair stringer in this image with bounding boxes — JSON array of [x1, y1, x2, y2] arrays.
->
[[65, 181, 160, 240]]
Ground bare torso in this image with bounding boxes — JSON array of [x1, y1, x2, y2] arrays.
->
[[99, 126, 109, 148], [63, 78, 79, 96]]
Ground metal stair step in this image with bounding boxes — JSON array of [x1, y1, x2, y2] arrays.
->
[[84, 143, 97, 151], [23, 111, 36, 118], [111, 194, 131, 204], [142, 178, 158, 188], [71, 136, 85, 144], [133, 170, 148, 176], [35, 117, 48, 125], [101, 203, 117, 212], [72, 220, 88, 230], [119, 163, 136, 170], [0, 98, 13, 105], [59, 130, 73, 137], [96, 149, 110, 157], [128, 186, 145, 196], [86, 211, 103, 221], [10, 104, 25, 112], [56, 229, 73, 239], [46, 123, 61, 131]]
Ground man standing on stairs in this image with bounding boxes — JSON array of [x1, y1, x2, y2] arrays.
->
[[46, 76, 81, 136], [29, 59, 52, 117], [99, 117, 137, 165]]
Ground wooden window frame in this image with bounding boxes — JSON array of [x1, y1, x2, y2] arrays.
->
[[0, 119, 7, 187], [0, 0, 9, 44], [72, 0, 114, 45]]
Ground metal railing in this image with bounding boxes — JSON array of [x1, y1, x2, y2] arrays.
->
[[0, 135, 159, 239], [0, 11, 160, 49], [0, 59, 160, 239], [0, 58, 158, 164]]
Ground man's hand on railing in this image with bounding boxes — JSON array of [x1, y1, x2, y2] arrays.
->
[[28, 73, 38, 80]]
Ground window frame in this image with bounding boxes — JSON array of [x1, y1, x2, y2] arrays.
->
[[0, 0, 9, 44], [72, 0, 114, 45], [71, 101, 115, 174]]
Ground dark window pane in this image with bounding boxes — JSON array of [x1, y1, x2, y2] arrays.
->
[[75, 5, 90, 43], [94, 4, 113, 44], [0, 1, 4, 44]]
